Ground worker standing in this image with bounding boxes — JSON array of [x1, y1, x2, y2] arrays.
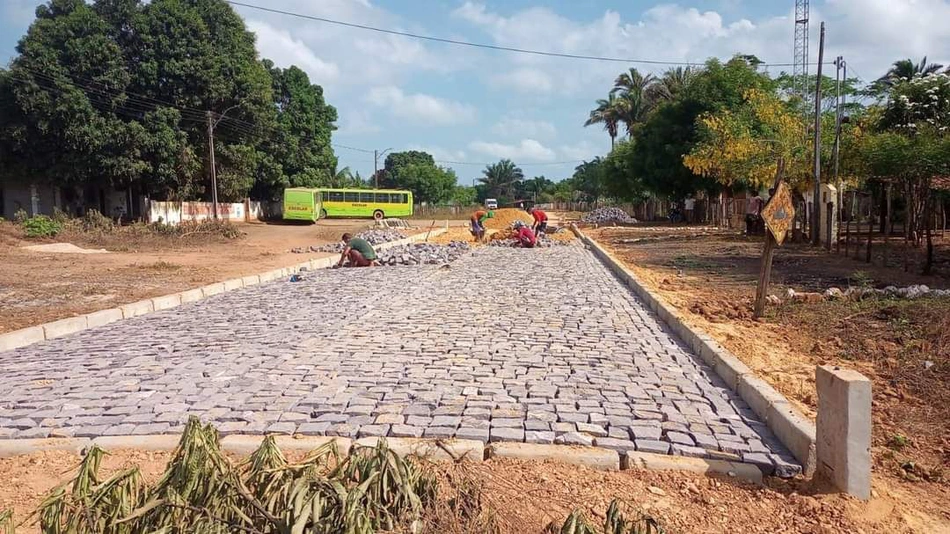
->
[[528, 207, 548, 236], [513, 221, 536, 248], [470, 209, 494, 242], [337, 233, 380, 267]]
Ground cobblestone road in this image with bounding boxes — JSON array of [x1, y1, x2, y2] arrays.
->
[[0, 244, 799, 475]]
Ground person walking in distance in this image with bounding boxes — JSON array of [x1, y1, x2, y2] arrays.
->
[[745, 190, 764, 235], [684, 196, 695, 224], [337, 233, 380, 267], [528, 206, 548, 236]]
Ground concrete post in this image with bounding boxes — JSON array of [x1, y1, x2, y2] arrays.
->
[[816, 365, 872, 500]]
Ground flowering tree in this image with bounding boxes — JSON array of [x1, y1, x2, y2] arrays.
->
[[683, 89, 809, 191]]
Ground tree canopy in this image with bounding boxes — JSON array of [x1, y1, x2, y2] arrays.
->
[[0, 0, 338, 203]]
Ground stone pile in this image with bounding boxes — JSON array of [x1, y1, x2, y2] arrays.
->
[[781, 284, 950, 304], [377, 241, 470, 266], [486, 232, 572, 248], [582, 207, 637, 225], [305, 229, 406, 253]]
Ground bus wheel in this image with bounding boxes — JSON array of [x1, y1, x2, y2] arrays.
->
[[373, 210, 384, 221], [320, 209, 327, 219]]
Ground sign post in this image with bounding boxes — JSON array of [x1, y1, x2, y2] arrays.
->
[[754, 159, 794, 318]]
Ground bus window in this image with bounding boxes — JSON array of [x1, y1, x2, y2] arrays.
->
[[344, 192, 359, 202], [321, 191, 329, 201], [359, 192, 373, 203], [390, 193, 401, 203], [402, 194, 409, 203], [329, 191, 344, 202], [375, 193, 389, 203]]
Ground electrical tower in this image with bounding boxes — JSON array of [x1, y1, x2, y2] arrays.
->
[[793, 0, 810, 114]]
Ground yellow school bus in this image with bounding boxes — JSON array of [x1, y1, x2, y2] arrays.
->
[[282, 188, 321, 222], [316, 188, 413, 220]]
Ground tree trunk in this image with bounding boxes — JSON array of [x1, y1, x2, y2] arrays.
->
[[883, 185, 891, 268], [924, 193, 934, 275]]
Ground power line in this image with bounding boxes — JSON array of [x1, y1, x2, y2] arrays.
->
[[226, 0, 819, 68]]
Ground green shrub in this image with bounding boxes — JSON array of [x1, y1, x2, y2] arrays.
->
[[82, 209, 114, 232], [22, 215, 62, 238], [12, 208, 27, 223]]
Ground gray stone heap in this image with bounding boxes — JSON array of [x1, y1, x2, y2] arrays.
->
[[377, 241, 471, 265], [582, 207, 638, 225], [306, 229, 407, 253]]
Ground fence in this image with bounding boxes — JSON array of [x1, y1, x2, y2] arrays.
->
[[145, 199, 281, 225]]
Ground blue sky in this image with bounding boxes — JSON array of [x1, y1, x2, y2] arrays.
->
[[3, 0, 950, 182]]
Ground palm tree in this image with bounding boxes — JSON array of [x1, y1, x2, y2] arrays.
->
[[584, 93, 622, 148], [611, 68, 657, 136], [653, 66, 695, 102], [479, 159, 524, 200], [328, 166, 356, 187], [877, 56, 944, 87]]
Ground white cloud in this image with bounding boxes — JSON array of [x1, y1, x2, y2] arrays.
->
[[492, 116, 557, 139], [366, 86, 476, 125], [247, 20, 340, 84], [558, 140, 603, 161], [469, 139, 556, 161], [490, 68, 556, 94], [337, 109, 382, 135]]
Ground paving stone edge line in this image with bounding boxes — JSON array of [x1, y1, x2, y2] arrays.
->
[[0, 228, 448, 353], [571, 225, 817, 476], [0, 435, 761, 483]]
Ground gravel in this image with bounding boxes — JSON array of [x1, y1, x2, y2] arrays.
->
[[582, 207, 638, 225], [377, 241, 471, 266], [299, 229, 407, 253]]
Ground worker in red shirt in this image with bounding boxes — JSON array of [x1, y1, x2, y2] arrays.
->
[[528, 207, 548, 236], [512, 221, 536, 248]]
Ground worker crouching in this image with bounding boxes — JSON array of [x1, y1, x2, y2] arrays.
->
[[512, 221, 536, 248], [337, 233, 380, 267]]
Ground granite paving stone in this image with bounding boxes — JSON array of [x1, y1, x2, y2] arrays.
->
[[0, 245, 797, 475]]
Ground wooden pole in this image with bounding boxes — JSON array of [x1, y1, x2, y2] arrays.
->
[[884, 184, 891, 268], [753, 158, 786, 319], [811, 22, 826, 246], [825, 202, 833, 251]]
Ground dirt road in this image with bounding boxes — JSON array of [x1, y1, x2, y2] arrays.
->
[[588, 224, 950, 532], [0, 219, 443, 333]]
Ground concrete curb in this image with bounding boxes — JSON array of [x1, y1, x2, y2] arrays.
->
[[0, 228, 448, 353], [571, 226, 817, 476], [487, 442, 621, 471], [0, 434, 762, 483], [624, 451, 763, 485]]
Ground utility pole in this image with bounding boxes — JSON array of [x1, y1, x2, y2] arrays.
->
[[373, 147, 394, 189], [207, 111, 219, 220], [811, 22, 825, 245]]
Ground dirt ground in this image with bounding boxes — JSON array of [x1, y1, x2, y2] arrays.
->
[[588, 224, 950, 532], [0, 447, 942, 534], [0, 219, 450, 334]]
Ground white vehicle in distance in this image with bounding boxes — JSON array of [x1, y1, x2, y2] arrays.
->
[[485, 198, 498, 209]]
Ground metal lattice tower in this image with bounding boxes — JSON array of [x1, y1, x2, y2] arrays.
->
[[793, 0, 810, 114]]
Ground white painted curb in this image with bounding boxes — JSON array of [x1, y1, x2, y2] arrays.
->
[[572, 225, 817, 476], [0, 228, 447, 353]]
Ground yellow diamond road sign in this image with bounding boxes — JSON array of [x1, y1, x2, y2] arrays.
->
[[761, 182, 795, 245]]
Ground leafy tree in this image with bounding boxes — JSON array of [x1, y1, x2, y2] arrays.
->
[[570, 160, 607, 201], [611, 68, 657, 135], [584, 93, 623, 148], [0, 0, 338, 205], [479, 159, 524, 202], [684, 88, 809, 191], [450, 185, 477, 206], [877, 57, 944, 88], [391, 163, 457, 204], [601, 142, 648, 201], [653, 66, 697, 102], [380, 150, 436, 188], [630, 55, 773, 199]]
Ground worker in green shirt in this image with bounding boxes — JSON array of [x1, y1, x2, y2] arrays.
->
[[337, 233, 380, 267]]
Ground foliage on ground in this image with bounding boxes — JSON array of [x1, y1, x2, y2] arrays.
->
[[21, 216, 63, 238], [0, 417, 665, 534]]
